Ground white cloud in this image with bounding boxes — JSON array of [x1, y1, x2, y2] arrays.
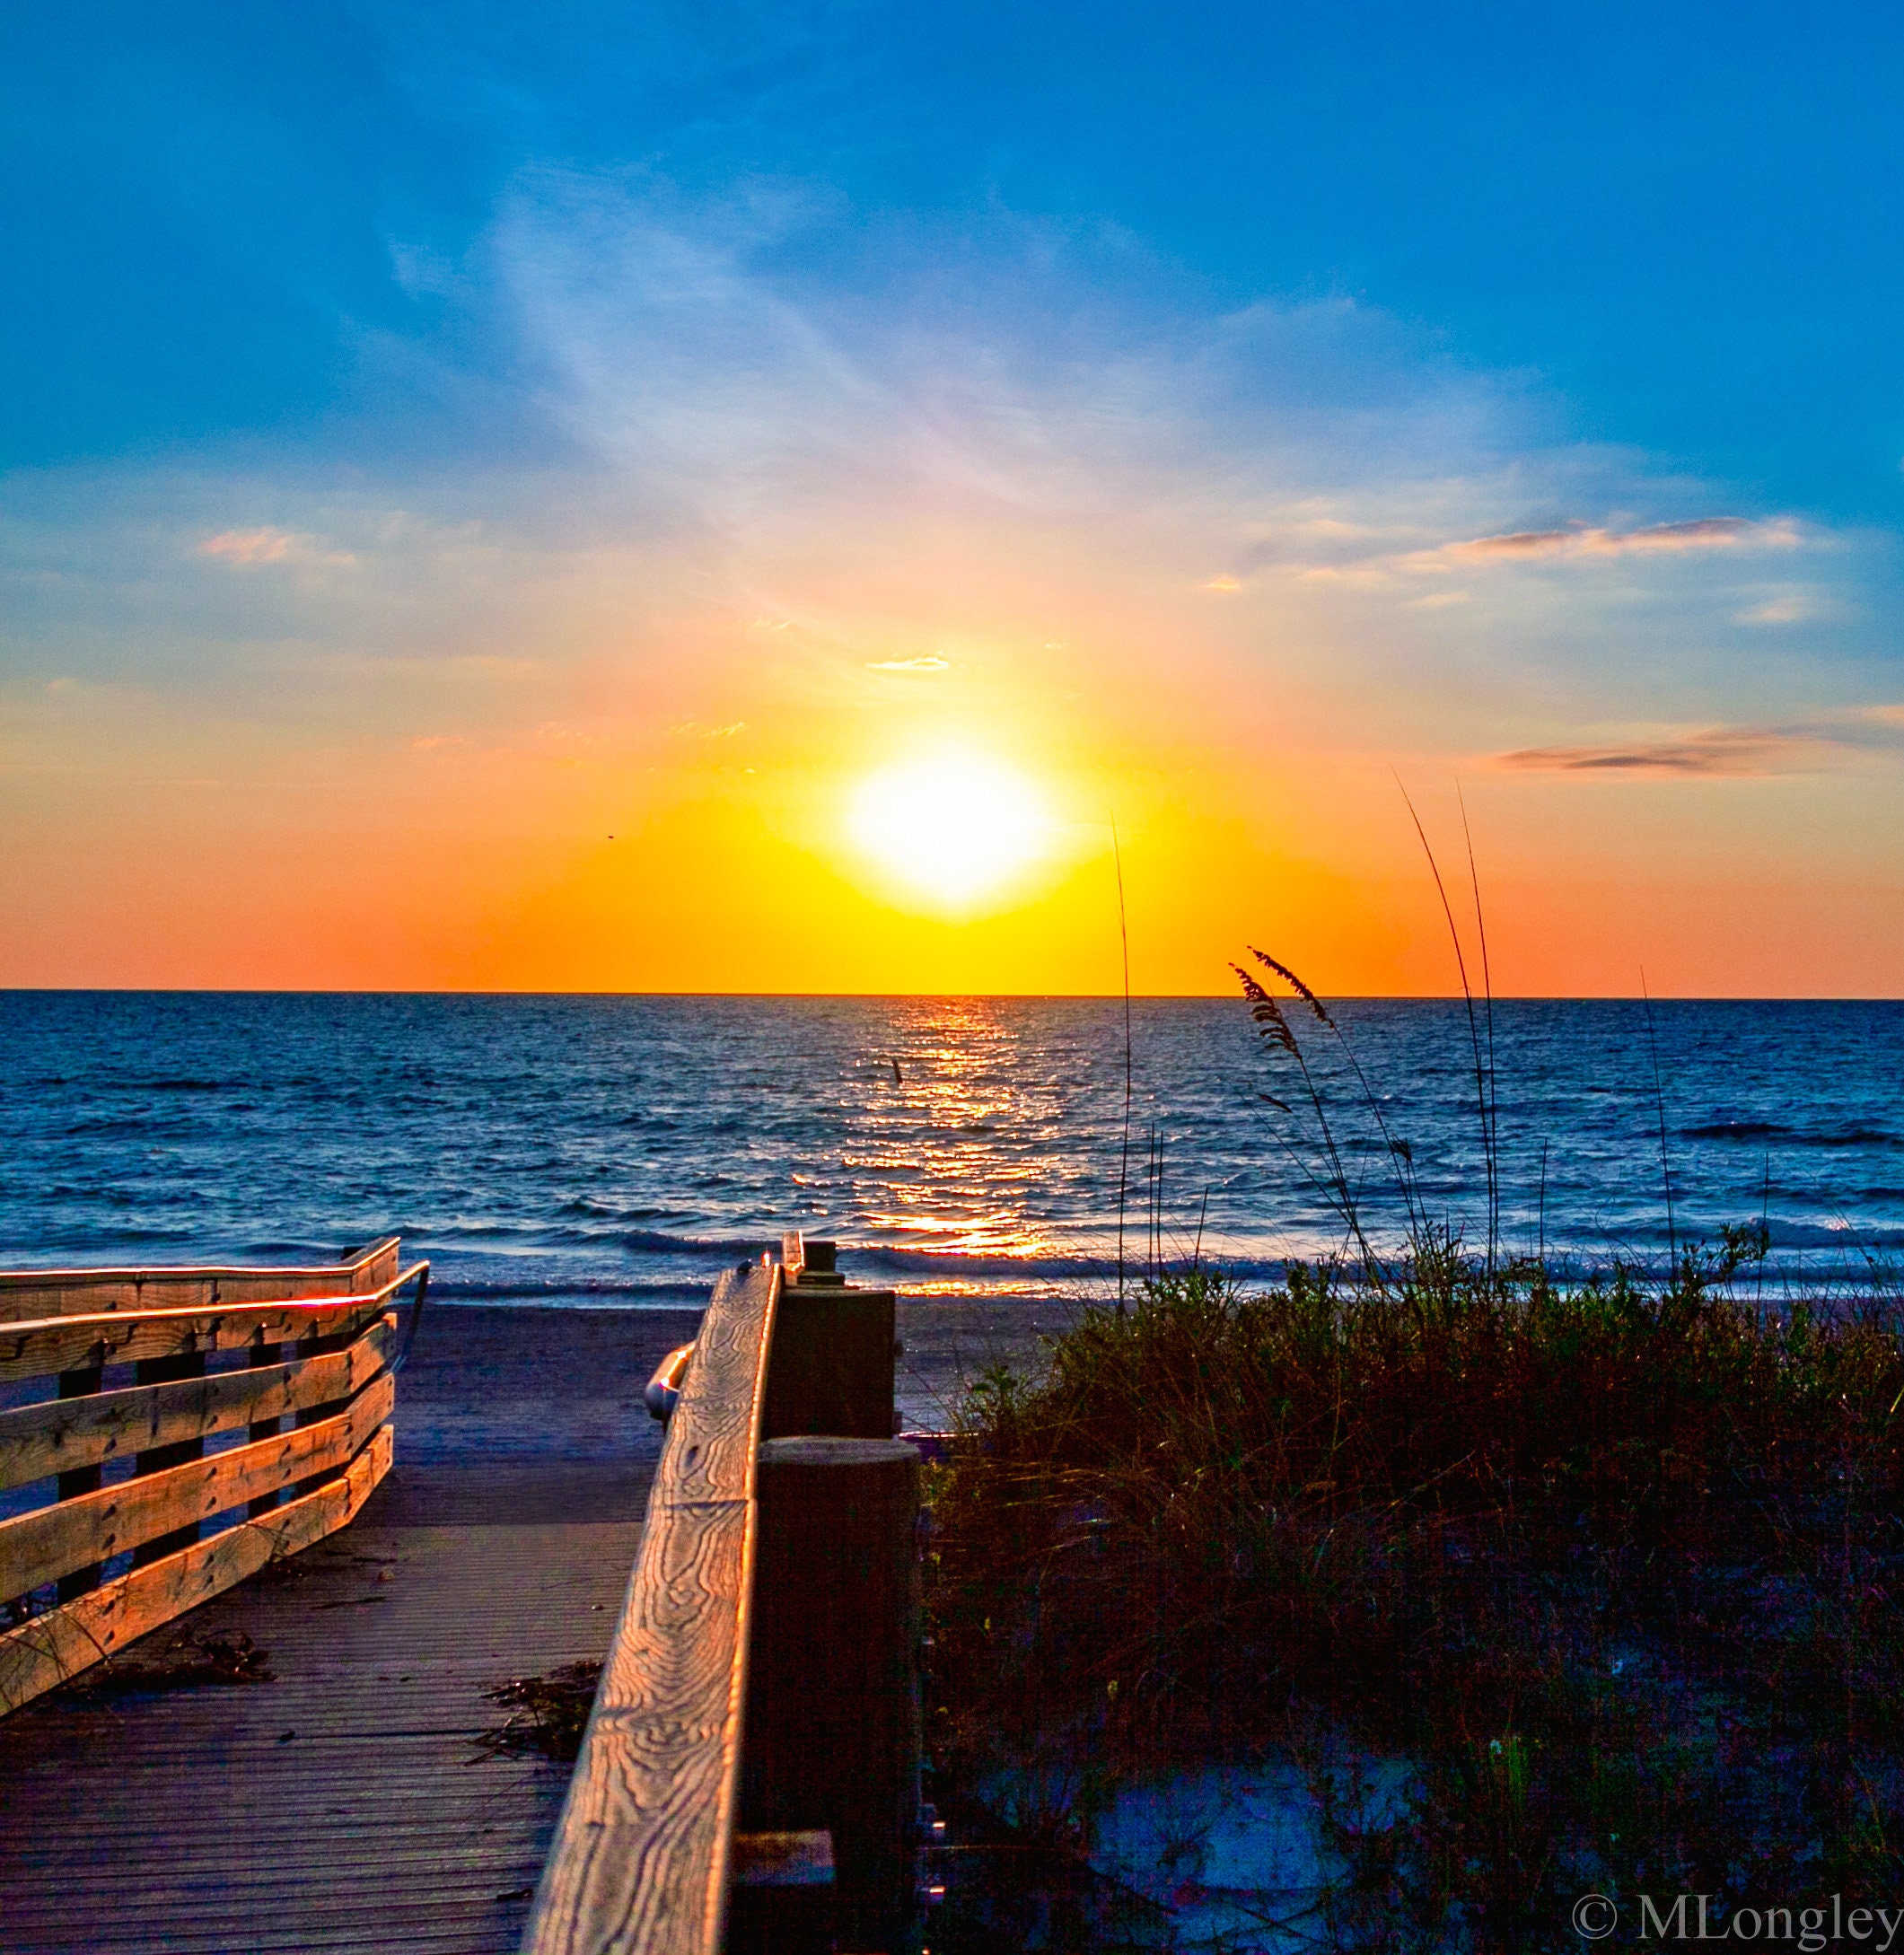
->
[[197, 527, 355, 568], [1734, 590, 1826, 626], [1441, 516, 1802, 563]]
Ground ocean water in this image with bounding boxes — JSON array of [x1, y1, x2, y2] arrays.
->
[[2, 992, 1901, 1302]]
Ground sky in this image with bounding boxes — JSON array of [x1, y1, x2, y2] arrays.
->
[[4, 2, 1902, 995]]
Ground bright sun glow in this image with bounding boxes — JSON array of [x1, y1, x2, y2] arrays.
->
[[847, 750, 1055, 910]]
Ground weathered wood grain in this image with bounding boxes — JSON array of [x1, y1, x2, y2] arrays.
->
[[0, 1371, 395, 1598], [0, 1420, 391, 1713], [659, 1262, 780, 1509], [0, 1238, 400, 1323], [0, 1312, 397, 1492], [522, 1258, 780, 1955], [523, 1500, 753, 1955], [0, 1267, 418, 1385]]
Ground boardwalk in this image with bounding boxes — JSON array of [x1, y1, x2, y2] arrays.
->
[[0, 1306, 698, 1955]]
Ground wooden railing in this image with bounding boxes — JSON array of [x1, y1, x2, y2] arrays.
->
[[525, 1233, 920, 1955], [0, 1238, 424, 1712]]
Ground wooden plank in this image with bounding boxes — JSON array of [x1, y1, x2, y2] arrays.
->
[[0, 1421, 391, 1713], [0, 1237, 400, 1323], [0, 1313, 398, 1492], [0, 1264, 420, 1385], [523, 1258, 780, 1955], [0, 1372, 395, 1600]]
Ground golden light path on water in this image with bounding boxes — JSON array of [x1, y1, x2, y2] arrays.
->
[[812, 997, 1091, 1291]]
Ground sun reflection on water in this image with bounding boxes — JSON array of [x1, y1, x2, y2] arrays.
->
[[827, 997, 1091, 1284]]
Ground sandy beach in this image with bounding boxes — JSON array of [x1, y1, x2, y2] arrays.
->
[[390, 1293, 1066, 1469]]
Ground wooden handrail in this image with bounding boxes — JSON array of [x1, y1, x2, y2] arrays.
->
[[0, 1315, 399, 1493], [0, 1426, 391, 1713], [0, 1263, 426, 1385], [0, 1237, 402, 1322], [527, 1234, 921, 1955], [524, 1258, 780, 1955], [0, 1372, 395, 1596]]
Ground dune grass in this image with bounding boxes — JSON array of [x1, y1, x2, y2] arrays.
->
[[924, 1240, 1904, 1947], [923, 941, 1904, 1948]]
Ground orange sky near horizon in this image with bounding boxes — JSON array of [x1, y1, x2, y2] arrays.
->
[[8, 666, 1902, 995]]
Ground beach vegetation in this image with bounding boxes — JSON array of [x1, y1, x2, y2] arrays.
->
[[921, 951, 1904, 1951]]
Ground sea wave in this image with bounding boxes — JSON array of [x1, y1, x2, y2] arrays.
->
[[6, 995, 1902, 1299], [623, 1227, 775, 1257], [617, 1226, 1280, 1283], [1685, 1120, 1900, 1148]]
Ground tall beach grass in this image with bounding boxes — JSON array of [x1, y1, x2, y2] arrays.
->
[[921, 958, 1904, 1950]]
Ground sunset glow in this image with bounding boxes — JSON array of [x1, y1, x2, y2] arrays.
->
[[4, 10, 1902, 995]]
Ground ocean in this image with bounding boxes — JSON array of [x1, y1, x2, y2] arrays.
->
[[3, 992, 1901, 1302]]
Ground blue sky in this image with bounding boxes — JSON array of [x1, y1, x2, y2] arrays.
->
[[9, 1, 1902, 509], [4, 3, 1903, 991]]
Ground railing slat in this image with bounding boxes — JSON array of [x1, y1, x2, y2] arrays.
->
[[0, 1313, 398, 1493], [523, 1259, 780, 1955], [0, 1421, 391, 1712], [0, 1372, 394, 1600], [0, 1265, 422, 1385]]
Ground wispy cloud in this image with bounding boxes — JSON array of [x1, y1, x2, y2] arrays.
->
[[1498, 729, 1821, 776], [1439, 516, 1802, 565], [6, 169, 1888, 780], [197, 526, 355, 567], [1499, 708, 1904, 776], [1734, 589, 1827, 626]]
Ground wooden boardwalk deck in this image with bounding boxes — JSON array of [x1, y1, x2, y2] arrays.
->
[[0, 1306, 700, 1955]]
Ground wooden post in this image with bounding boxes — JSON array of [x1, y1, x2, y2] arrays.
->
[[247, 1337, 283, 1517], [130, 1353, 205, 1566], [290, 1242, 391, 1501], [741, 1435, 922, 1954], [52, 1362, 104, 1601], [762, 1245, 897, 1442], [292, 1327, 356, 1500]]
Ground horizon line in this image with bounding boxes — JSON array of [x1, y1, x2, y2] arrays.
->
[[4, 987, 1902, 1004]]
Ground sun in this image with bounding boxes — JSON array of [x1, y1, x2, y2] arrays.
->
[[846, 749, 1055, 912]]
